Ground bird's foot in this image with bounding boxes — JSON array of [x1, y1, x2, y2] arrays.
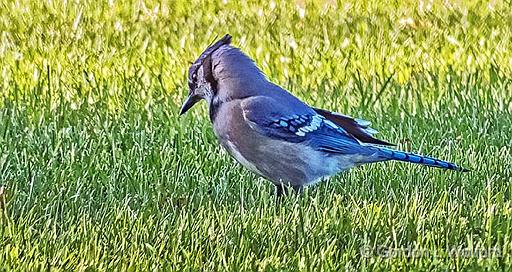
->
[[274, 184, 303, 198]]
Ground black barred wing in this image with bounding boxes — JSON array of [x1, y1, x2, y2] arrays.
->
[[242, 97, 372, 155]]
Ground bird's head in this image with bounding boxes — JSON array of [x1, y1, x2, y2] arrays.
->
[[180, 34, 268, 116], [179, 34, 232, 115]]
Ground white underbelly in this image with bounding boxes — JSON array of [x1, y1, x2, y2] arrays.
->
[[222, 138, 368, 186], [305, 154, 368, 185]]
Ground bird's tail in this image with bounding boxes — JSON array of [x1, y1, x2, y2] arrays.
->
[[374, 147, 469, 172]]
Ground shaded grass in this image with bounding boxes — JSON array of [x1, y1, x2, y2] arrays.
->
[[0, 0, 511, 271]]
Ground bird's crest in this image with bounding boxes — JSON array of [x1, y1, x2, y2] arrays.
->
[[189, 34, 232, 76]]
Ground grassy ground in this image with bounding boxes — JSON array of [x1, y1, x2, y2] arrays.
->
[[0, 0, 511, 270]]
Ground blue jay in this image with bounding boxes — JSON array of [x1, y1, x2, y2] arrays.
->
[[180, 34, 468, 196]]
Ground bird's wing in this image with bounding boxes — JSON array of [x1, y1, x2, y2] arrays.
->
[[312, 108, 394, 146], [241, 96, 373, 155]]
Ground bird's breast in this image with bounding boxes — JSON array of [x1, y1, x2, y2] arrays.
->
[[222, 140, 265, 176]]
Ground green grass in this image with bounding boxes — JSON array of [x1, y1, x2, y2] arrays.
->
[[0, 0, 511, 270]]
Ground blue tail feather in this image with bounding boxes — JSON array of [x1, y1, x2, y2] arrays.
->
[[376, 147, 469, 172]]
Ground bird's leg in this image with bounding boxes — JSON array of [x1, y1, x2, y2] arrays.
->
[[275, 184, 287, 198], [274, 184, 303, 198]]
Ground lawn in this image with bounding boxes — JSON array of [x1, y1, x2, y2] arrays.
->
[[0, 0, 511, 270]]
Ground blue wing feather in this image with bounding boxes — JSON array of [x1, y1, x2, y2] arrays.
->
[[242, 96, 373, 155], [241, 96, 468, 171], [313, 107, 394, 146]]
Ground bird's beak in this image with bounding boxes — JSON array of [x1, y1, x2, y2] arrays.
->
[[179, 94, 201, 115]]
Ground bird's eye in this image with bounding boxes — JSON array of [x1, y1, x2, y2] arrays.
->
[[192, 74, 197, 80]]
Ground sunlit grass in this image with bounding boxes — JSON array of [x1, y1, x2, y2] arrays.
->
[[0, 0, 511, 270]]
